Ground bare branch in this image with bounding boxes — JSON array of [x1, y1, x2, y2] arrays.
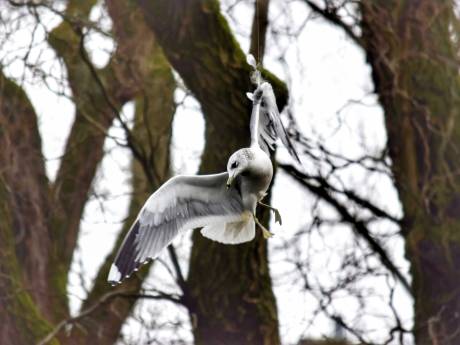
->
[[36, 290, 182, 345], [302, 0, 362, 46], [280, 163, 412, 294]]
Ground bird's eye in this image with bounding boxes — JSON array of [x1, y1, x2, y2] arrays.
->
[[231, 161, 239, 169]]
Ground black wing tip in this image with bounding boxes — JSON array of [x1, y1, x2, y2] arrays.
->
[[107, 258, 155, 286], [107, 263, 123, 285], [285, 132, 301, 164], [282, 135, 301, 164], [107, 262, 139, 285], [290, 147, 301, 164], [107, 220, 142, 285]]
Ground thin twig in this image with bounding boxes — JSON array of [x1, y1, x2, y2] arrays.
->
[[280, 163, 412, 294], [36, 290, 182, 345]]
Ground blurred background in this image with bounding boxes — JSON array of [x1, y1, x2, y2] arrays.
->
[[1, 1, 459, 344]]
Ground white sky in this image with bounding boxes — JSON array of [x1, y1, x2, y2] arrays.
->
[[0, 1, 413, 344]]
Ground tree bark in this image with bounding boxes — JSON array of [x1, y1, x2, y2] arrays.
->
[[0, 70, 59, 344], [136, 1, 286, 344], [360, 1, 460, 344]]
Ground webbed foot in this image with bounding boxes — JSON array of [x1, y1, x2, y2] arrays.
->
[[253, 214, 274, 239], [258, 201, 283, 225]]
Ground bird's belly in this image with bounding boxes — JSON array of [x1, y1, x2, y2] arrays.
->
[[248, 171, 271, 193], [254, 174, 272, 199], [240, 172, 272, 210]]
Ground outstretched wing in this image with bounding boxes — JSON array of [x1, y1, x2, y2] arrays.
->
[[108, 173, 246, 285], [250, 81, 301, 163]]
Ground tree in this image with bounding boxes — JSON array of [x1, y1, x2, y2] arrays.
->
[[361, 2, 460, 344], [301, 0, 460, 344]]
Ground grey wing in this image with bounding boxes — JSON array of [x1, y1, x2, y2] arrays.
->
[[108, 172, 245, 285], [256, 82, 301, 163]]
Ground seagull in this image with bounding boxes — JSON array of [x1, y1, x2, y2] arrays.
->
[[107, 71, 300, 285]]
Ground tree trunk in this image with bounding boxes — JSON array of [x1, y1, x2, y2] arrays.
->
[[0, 70, 59, 345], [361, 1, 460, 344]]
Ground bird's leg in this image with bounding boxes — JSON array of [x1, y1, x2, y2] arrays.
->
[[258, 201, 282, 225], [253, 213, 274, 239]]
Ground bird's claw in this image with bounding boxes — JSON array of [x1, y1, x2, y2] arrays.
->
[[257, 201, 282, 225], [253, 214, 274, 239], [261, 227, 274, 239]]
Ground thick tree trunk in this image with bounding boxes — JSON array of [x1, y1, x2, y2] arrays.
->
[[361, 1, 460, 344], [136, 1, 286, 344], [67, 17, 176, 345], [67, 55, 175, 344], [0, 71, 59, 345]]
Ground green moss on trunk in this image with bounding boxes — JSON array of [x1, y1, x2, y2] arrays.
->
[[0, 181, 59, 345], [361, 1, 460, 343]]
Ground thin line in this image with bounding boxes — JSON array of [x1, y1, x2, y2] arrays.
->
[[257, 0, 260, 64]]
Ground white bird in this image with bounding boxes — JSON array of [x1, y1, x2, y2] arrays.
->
[[107, 68, 299, 285]]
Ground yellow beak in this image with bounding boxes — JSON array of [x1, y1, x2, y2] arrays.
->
[[226, 174, 235, 189]]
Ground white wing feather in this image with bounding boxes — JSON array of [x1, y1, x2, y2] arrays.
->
[[108, 173, 249, 284], [251, 81, 301, 163]]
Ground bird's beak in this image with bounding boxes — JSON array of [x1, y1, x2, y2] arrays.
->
[[226, 175, 235, 189]]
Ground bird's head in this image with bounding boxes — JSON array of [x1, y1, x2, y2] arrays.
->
[[226, 149, 253, 188]]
